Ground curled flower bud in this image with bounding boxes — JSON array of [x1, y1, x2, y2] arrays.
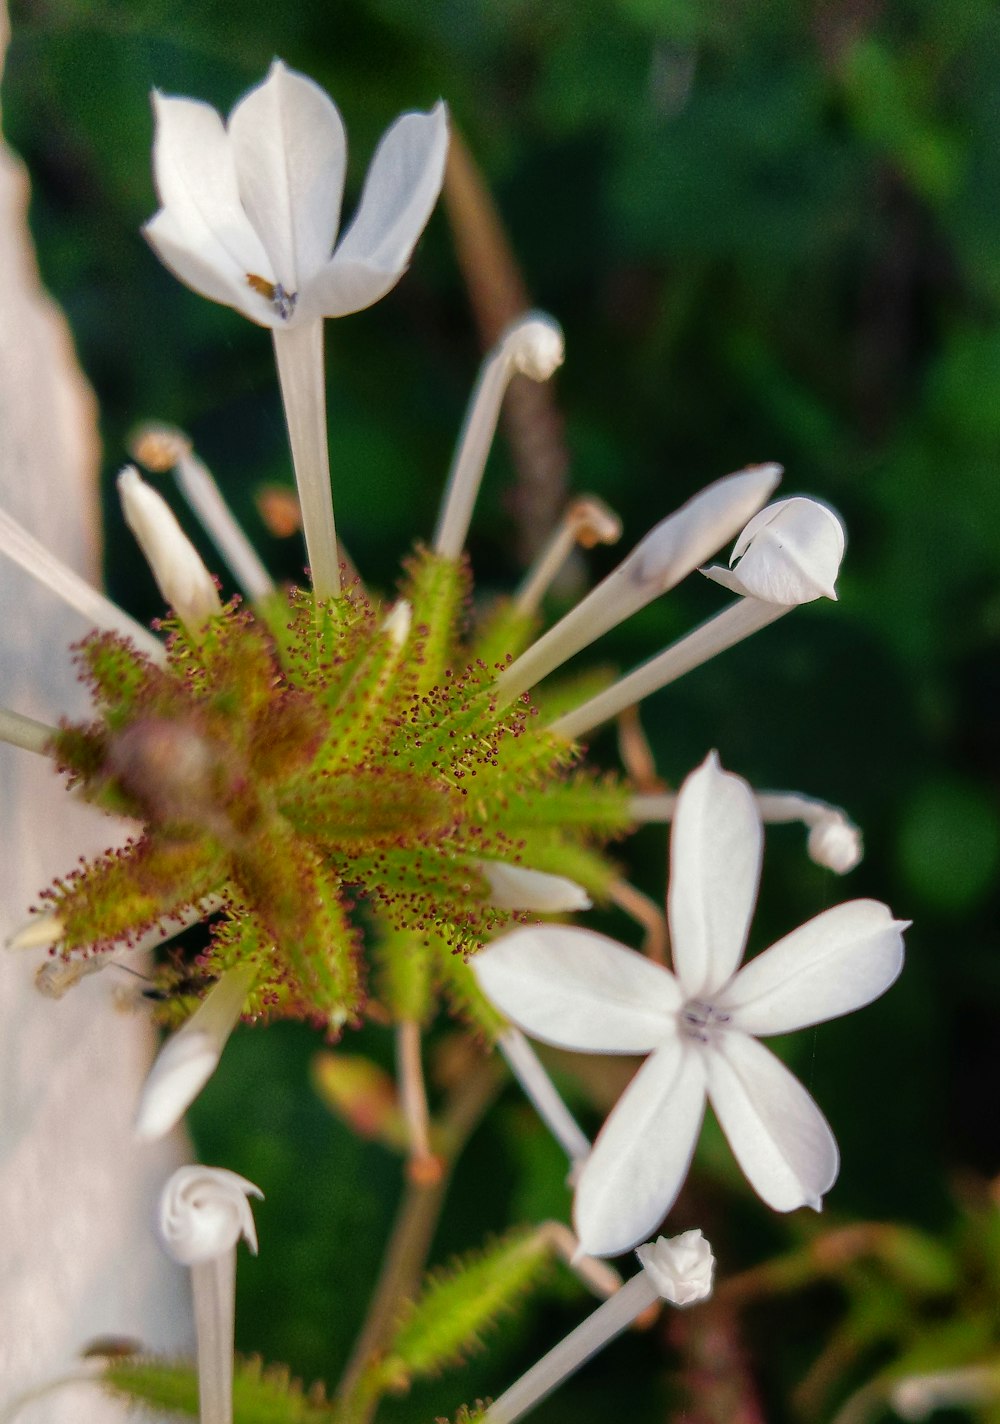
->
[[807, 811, 863, 874], [635, 1229, 715, 1307], [703, 496, 846, 605], [118, 466, 222, 631], [158, 1164, 262, 1266], [507, 313, 565, 381]]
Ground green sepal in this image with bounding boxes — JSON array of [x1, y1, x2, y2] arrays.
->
[[49, 835, 227, 953], [497, 769, 634, 835], [101, 1353, 335, 1422], [364, 1227, 551, 1394], [232, 829, 362, 1030], [75, 630, 163, 725], [400, 547, 468, 693], [529, 665, 617, 724], [281, 770, 455, 845]]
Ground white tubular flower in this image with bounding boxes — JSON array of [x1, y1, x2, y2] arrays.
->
[[473, 753, 908, 1257], [635, 1229, 714, 1307], [483, 1228, 715, 1424], [118, 467, 222, 632], [159, 1165, 262, 1424], [135, 963, 257, 1142], [144, 61, 448, 329], [478, 860, 592, 912], [702, 496, 845, 604]]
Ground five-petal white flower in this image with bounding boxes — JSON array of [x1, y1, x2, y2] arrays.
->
[[145, 60, 448, 329], [473, 752, 907, 1257]]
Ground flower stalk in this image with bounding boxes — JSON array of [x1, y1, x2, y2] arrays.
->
[[0, 505, 163, 661], [0, 705, 57, 756], [158, 1166, 262, 1424], [551, 595, 788, 741], [272, 319, 340, 597]]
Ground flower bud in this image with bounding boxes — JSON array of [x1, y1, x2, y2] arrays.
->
[[506, 313, 565, 381], [703, 496, 845, 604], [118, 466, 222, 631], [807, 811, 863, 874], [479, 860, 592, 912], [635, 1229, 715, 1306], [158, 1164, 262, 1266]]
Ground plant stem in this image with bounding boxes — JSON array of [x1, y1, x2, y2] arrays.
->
[[337, 1052, 503, 1420], [191, 1250, 236, 1424]]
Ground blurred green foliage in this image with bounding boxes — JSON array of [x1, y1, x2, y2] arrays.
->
[[6, 0, 1000, 1418]]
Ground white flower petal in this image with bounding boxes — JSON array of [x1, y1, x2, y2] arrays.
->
[[149, 93, 273, 301], [229, 60, 347, 292], [574, 1041, 707, 1257], [703, 497, 846, 605], [135, 1028, 219, 1142], [472, 924, 682, 1053], [668, 753, 763, 999], [304, 102, 448, 318], [144, 209, 271, 321], [717, 900, 907, 1036], [159, 1164, 263, 1265], [478, 860, 592, 912], [706, 1030, 838, 1212]]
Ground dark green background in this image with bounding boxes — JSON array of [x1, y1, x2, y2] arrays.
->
[[7, 1, 1000, 1418]]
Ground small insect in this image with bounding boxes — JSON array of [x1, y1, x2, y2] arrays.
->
[[111, 961, 217, 1003], [246, 272, 297, 320]]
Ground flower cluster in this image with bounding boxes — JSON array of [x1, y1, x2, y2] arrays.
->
[[0, 57, 910, 1424]]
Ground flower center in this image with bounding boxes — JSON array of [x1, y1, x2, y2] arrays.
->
[[246, 273, 298, 320], [679, 999, 731, 1043]]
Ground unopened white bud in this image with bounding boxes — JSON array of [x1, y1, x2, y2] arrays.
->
[[807, 812, 863, 874], [479, 861, 592, 913], [506, 313, 565, 381], [7, 911, 63, 951], [703, 496, 845, 605], [625, 464, 783, 599], [118, 466, 222, 631], [158, 1164, 262, 1266], [635, 1229, 715, 1307], [381, 599, 412, 650]]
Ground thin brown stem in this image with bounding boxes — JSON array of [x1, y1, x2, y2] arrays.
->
[[608, 878, 669, 964]]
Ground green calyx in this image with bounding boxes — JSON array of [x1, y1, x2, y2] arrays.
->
[[44, 546, 634, 1035]]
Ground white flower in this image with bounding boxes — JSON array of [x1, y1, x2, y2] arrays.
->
[[702, 496, 845, 603], [473, 752, 907, 1257], [635, 1229, 714, 1306], [145, 60, 448, 329]]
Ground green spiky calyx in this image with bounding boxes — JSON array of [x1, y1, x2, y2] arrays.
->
[[44, 547, 633, 1034]]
